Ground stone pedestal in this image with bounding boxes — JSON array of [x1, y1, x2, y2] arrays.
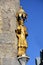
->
[[18, 55, 30, 65]]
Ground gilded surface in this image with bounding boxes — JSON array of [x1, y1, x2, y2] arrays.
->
[[16, 25, 28, 47], [15, 7, 28, 57]]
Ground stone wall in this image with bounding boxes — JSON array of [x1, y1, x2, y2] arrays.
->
[[0, 0, 20, 65]]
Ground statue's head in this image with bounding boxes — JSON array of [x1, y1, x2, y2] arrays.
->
[[16, 6, 27, 25]]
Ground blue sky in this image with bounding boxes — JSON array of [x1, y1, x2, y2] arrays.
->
[[20, 0, 43, 65]]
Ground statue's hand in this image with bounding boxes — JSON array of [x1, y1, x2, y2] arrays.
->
[[15, 29, 21, 34]]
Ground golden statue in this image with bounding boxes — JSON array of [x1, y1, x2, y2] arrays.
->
[[15, 7, 28, 57]]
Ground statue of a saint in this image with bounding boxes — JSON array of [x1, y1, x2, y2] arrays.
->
[[15, 7, 28, 57]]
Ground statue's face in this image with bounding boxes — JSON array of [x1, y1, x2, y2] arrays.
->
[[17, 13, 27, 23], [19, 12, 27, 21]]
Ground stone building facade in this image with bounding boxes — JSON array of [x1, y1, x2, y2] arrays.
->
[[0, 0, 20, 65]]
